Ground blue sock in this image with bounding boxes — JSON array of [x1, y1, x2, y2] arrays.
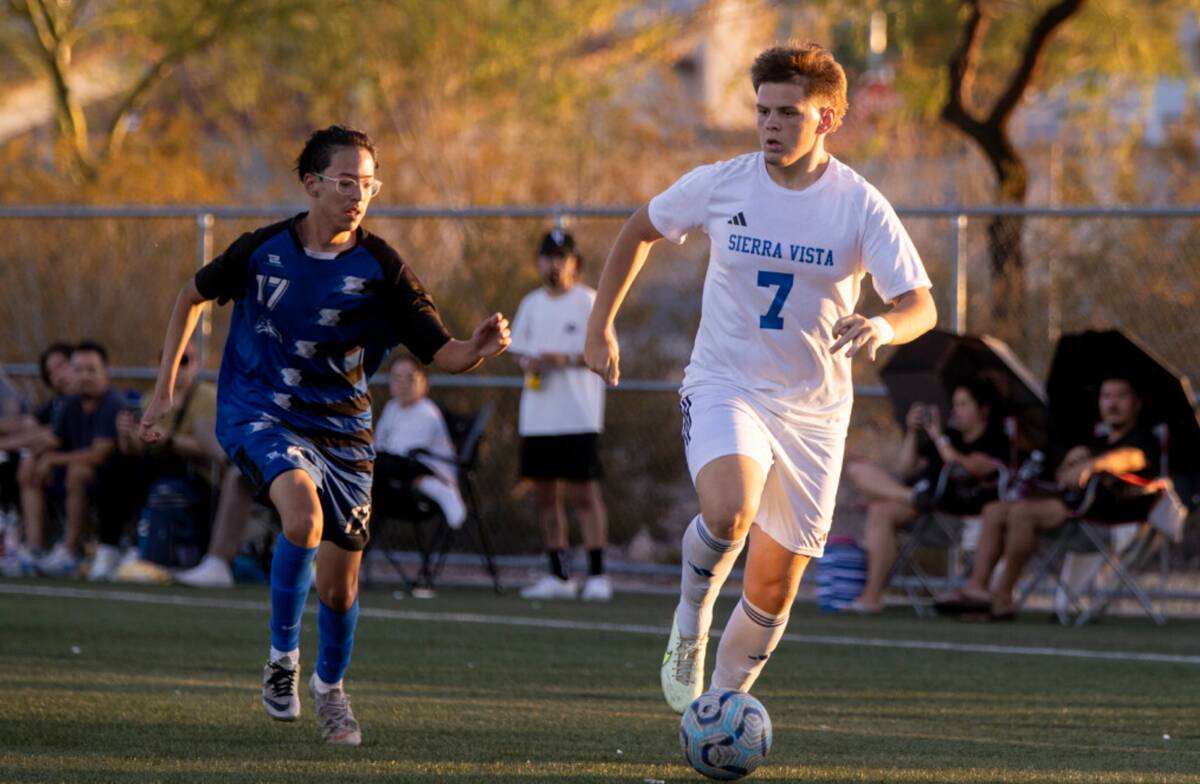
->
[[269, 533, 317, 654], [316, 598, 359, 685]]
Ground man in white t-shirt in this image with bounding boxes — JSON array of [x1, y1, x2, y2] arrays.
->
[[372, 355, 466, 532], [510, 230, 611, 602], [584, 42, 936, 712]]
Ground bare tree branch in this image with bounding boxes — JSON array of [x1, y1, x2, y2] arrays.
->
[[990, 0, 1085, 125]]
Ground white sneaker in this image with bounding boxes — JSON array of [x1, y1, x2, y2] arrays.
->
[[87, 544, 121, 582], [519, 574, 577, 600], [309, 673, 362, 746], [37, 543, 81, 578], [262, 655, 301, 721], [661, 611, 706, 714], [176, 555, 235, 588], [580, 574, 613, 602]]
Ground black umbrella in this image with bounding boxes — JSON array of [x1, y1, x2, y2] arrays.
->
[[879, 329, 1049, 451], [1046, 329, 1200, 475]]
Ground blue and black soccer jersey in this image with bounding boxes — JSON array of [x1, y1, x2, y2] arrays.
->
[[194, 214, 452, 549]]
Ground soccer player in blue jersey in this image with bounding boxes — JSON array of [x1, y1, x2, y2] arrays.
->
[[139, 126, 511, 746]]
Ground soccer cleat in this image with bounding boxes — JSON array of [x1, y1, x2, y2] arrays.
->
[[87, 545, 122, 582], [262, 656, 301, 721], [518, 574, 577, 600], [309, 673, 362, 746], [580, 574, 613, 602], [176, 555, 235, 588], [661, 611, 706, 714], [37, 543, 81, 578]]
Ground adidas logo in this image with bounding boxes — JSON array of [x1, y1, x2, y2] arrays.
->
[[726, 211, 748, 227]]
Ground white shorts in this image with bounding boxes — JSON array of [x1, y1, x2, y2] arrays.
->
[[680, 385, 845, 557]]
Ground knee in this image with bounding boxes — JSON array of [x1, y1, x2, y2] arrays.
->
[[744, 577, 795, 615], [566, 483, 600, 511], [65, 462, 94, 488], [844, 460, 870, 488], [981, 501, 1008, 527], [700, 500, 757, 541], [281, 508, 322, 548], [318, 582, 358, 612]]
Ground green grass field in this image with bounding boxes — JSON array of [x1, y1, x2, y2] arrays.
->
[[2, 579, 1199, 783]]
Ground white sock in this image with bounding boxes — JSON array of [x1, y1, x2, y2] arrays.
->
[[711, 596, 789, 693], [269, 647, 298, 666], [675, 515, 746, 639], [311, 673, 343, 694], [415, 476, 467, 529]]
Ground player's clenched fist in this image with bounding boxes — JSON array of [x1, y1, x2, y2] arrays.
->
[[471, 312, 511, 358], [584, 326, 620, 386]]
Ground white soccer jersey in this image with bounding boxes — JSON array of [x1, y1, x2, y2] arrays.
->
[[510, 285, 606, 436], [649, 152, 931, 434]]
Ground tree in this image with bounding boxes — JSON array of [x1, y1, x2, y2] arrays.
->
[[939, 0, 1083, 334], [1, 0, 315, 179]]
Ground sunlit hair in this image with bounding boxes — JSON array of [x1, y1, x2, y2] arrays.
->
[[295, 126, 377, 181], [750, 42, 849, 133]]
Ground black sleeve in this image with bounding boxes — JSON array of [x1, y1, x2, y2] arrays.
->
[[364, 235, 452, 364], [970, 426, 1011, 464], [194, 220, 287, 305]]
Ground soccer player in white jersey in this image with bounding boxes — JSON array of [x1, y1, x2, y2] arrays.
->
[[584, 43, 936, 712]]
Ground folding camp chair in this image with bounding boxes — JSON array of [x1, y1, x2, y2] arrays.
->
[[888, 417, 1018, 616], [1014, 424, 1175, 626], [366, 400, 502, 594]]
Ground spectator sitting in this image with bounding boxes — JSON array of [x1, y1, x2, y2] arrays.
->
[[0, 340, 72, 451], [18, 342, 132, 577], [844, 379, 1010, 614], [936, 376, 1157, 620], [371, 355, 466, 530], [113, 341, 220, 580]]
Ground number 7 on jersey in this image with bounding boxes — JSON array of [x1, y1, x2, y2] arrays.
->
[[757, 270, 794, 330]]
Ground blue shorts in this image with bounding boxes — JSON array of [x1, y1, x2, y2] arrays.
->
[[221, 421, 373, 552]]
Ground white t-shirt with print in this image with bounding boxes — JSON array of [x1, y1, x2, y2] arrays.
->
[[649, 152, 931, 435], [374, 397, 457, 485], [509, 285, 606, 436]]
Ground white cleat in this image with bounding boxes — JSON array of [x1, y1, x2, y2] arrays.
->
[[660, 611, 706, 714], [519, 574, 577, 600], [176, 555, 235, 588], [580, 574, 613, 602], [262, 655, 301, 721], [309, 673, 362, 746]]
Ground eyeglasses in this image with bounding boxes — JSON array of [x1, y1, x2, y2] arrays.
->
[[314, 173, 382, 198]]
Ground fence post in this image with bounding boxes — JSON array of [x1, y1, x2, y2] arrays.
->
[[950, 213, 968, 334], [196, 212, 214, 366]]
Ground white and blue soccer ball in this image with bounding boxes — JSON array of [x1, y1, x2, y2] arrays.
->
[[679, 689, 773, 780]]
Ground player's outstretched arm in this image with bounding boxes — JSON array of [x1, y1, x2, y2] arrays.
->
[[830, 287, 936, 362], [584, 204, 664, 385], [433, 312, 511, 374], [140, 279, 211, 443]]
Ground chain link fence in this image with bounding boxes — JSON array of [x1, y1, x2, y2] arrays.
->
[[2, 205, 1198, 591]]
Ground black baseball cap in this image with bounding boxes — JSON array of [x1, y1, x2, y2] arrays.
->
[[538, 228, 577, 258]]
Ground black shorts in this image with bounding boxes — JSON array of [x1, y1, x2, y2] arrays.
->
[[519, 433, 603, 481]]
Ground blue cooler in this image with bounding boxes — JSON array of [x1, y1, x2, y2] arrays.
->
[[816, 535, 867, 613]]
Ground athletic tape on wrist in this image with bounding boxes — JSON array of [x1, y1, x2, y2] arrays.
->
[[868, 316, 895, 346]]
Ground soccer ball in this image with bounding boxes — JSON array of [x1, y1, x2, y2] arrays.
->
[[679, 689, 772, 780]]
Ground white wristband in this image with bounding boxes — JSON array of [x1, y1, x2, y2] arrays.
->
[[868, 316, 895, 345]]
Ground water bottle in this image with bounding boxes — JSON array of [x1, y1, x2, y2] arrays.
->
[[1010, 449, 1045, 500]]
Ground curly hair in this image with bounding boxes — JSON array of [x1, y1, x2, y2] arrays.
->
[[750, 42, 849, 133], [295, 125, 377, 181]]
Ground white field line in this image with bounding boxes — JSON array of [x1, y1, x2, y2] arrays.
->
[[2, 582, 1198, 666]]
